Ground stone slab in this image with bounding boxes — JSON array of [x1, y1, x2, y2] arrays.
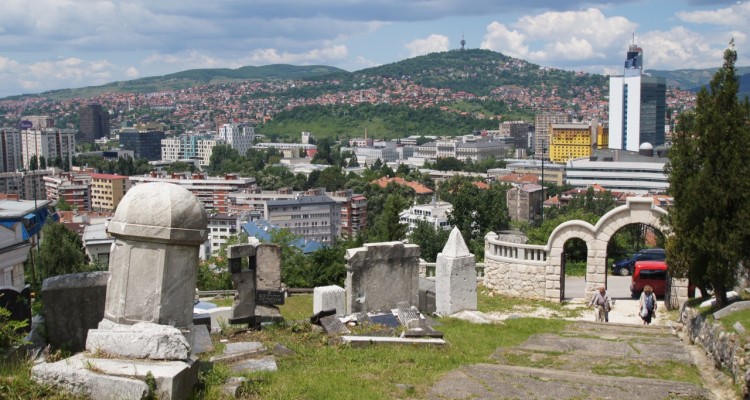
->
[[86, 322, 191, 360], [210, 342, 267, 364], [713, 300, 750, 319], [227, 244, 256, 259], [32, 353, 199, 400], [320, 315, 350, 335], [192, 324, 214, 355], [396, 302, 421, 329], [339, 336, 446, 347], [313, 285, 346, 315], [229, 356, 278, 373], [369, 313, 401, 328]]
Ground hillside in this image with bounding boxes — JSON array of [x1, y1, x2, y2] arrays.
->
[[647, 66, 750, 96], [26, 64, 348, 100]]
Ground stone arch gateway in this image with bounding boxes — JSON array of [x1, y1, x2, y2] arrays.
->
[[483, 197, 689, 308]]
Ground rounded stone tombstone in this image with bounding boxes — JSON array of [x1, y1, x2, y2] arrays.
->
[[103, 182, 207, 329]]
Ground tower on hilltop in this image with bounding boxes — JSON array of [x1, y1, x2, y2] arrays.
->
[[608, 41, 666, 152], [460, 33, 466, 51]]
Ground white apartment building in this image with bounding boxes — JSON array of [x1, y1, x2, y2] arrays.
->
[[399, 201, 453, 234], [21, 129, 75, 170], [264, 195, 341, 245], [218, 123, 256, 157]]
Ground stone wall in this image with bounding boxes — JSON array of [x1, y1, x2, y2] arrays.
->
[[680, 305, 750, 397], [483, 258, 547, 299]]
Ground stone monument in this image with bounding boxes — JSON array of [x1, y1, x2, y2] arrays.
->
[[226, 242, 284, 327], [345, 241, 420, 313], [435, 227, 477, 316], [33, 182, 208, 400]]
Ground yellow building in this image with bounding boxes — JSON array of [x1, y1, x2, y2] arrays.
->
[[549, 120, 608, 163], [90, 173, 130, 212]]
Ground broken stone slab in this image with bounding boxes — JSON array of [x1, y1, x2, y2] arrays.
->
[[86, 321, 191, 360], [320, 315, 350, 335], [222, 376, 247, 398], [273, 343, 295, 357], [314, 285, 346, 315], [192, 324, 214, 355], [396, 302, 422, 329], [369, 312, 401, 328], [713, 300, 750, 319], [31, 353, 199, 400], [353, 312, 372, 325], [403, 321, 444, 339], [210, 342, 267, 364], [229, 356, 278, 373], [735, 321, 746, 334], [339, 336, 446, 347]]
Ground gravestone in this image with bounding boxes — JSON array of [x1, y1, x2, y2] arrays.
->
[[41, 271, 108, 352], [345, 241, 421, 314], [226, 242, 284, 327], [33, 182, 207, 400], [435, 227, 477, 316], [314, 285, 346, 315], [0, 285, 31, 333]]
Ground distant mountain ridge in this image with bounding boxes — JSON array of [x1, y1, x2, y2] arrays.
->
[[23, 64, 347, 100], [647, 66, 750, 96], [7, 51, 750, 101]]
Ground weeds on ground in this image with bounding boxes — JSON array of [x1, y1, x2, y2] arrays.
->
[[0, 359, 85, 400]]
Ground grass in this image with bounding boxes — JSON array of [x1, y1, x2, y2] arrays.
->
[[717, 308, 750, 337]]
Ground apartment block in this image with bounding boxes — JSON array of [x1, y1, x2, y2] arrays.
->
[[21, 129, 75, 170], [44, 172, 92, 211], [0, 128, 22, 173], [264, 194, 341, 245], [90, 173, 130, 212], [130, 171, 256, 212]]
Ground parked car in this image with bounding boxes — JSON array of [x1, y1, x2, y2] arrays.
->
[[611, 248, 666, 276], [630, 260, 667, 298]]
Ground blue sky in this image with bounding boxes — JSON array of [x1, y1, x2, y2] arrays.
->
[[0, 0, 747, 98]]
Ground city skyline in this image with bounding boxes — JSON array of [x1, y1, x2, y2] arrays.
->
[[0, 0, 747, 98]]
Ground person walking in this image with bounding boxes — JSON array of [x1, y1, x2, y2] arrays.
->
[[639, 285, 657, 325], [589, 285, 611, 322]]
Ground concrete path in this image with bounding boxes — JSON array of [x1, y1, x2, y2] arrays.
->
[[428, 320, 734, 400]]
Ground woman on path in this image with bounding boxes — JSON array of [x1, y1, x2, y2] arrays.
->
[[639, 285, 657, 325]]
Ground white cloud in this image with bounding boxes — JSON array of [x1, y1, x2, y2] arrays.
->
[[246, 45, 348, 65], [481, 8, 636, 64], [125, 67, 140, 79], [404, 34, 450, 57], [638, 27, 725, 69], [677, 2, 750, 28], [480, 22, 529, 59], [143, 50, 229, 69]]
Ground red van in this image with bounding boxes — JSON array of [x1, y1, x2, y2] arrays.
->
[[630, 260, 667, 298]]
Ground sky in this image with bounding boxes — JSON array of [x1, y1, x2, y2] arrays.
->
[[0, 0, 748, 98]]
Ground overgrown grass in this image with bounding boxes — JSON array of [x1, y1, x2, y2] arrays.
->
[[564, 261, 586, 277], [717, 308, 750, 338], [0, 359, 86, 399]]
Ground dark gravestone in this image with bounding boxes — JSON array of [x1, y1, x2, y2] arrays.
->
[[369, 313, 401, 328], [419, 288, 436, 315], [0, 286, 32, 333], [311, 308, 337, 325], [41, 271, 108, 352]]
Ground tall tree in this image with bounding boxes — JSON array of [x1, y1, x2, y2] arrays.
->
[[368, 193, 409, 242], [33, 220, 89, 284], [665, 42, 750, 308]]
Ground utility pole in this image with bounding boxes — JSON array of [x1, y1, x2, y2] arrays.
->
[[540, 139, 546, 224]]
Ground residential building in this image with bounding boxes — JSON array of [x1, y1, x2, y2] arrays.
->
[[498, 160, 567, 186], [0, 170, 50, 200], [565, 148, 669, 194], [534, 112, 570, 159], [82, 222, 114, 268], [330, 190, 367, 239], [161, 133, 213, 162], [254, 143, 317, 158], [499, 120, 532, 151], [264, 194, 341, 245], [218, 123, 256, 157], [241, 219, 323, 254], [549, 119, 608, 163], [129, 172, 256, 212], [0, 198, 54, 282], [21, 129, 75, 170], [399, 201, 453, 234], [79, 104, 110, 142], [609, 43, 667, 151], [0, 128, 22, 173], [119, 129, 165, 161], [0, 219, 31, 292], [507, 183, 545, 222], [90, 173, 130, 212], [206, 213, 241, 255], [416, 139, 510, 162], [43, 172, 92, 211]]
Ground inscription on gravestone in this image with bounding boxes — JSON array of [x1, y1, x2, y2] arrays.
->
[[320, 314, 350, 335], [255, 290, 285, 306]]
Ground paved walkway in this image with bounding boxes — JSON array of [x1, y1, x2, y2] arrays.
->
[[431, 302, 737, 400]]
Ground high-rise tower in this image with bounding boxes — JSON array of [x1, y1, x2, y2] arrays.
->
[[608, 43, 666, 151], [79, 104, 110, 143]]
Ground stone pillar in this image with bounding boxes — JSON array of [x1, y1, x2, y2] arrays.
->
[[436, 227, 477, 316], [101, 181, 207, 332]]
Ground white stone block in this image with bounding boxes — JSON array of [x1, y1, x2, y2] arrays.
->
[[86, 322, 190, 360], [313, 285, 346, 315]]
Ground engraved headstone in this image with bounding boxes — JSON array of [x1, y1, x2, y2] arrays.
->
[[320, 314, 350, 335]]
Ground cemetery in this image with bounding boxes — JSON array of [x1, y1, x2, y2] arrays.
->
[[0, 181, 748, 399]]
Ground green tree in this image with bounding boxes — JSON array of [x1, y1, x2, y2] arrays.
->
[[55, 196, 74, 211], [33, 220, 89, 284], [408, 220, 451, 262], [447, 181, 510, 257], [665, 42, 750, 308], [368, 193, 409, 242], [166, 161, 197, 174]]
